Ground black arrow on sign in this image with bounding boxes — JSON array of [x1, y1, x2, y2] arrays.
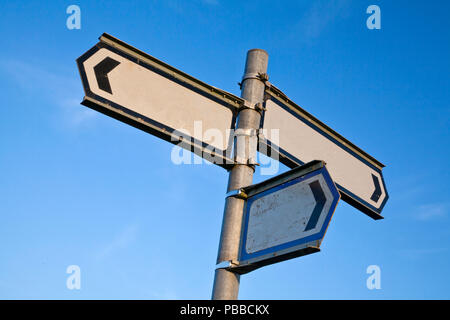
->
[[370, 174, 382, 202], [93, 57, 120, 94], [304, 180, 326, 232]]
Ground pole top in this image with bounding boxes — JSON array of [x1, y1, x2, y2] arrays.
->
[[244, 49, 269, 76], [247, 48, 268, 55]]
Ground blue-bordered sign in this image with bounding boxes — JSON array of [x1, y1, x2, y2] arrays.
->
[[233, 160, 340, 274], [77, 33, 244, 169], [260, 86, 388, 220]]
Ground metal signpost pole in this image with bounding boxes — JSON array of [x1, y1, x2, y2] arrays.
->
[[212, 49, 268, 300]]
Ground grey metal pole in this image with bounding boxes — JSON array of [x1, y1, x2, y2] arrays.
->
[[212, 49, 268, 300]]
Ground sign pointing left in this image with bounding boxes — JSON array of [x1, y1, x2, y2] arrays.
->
[[93, 57, 120, 94], [77, 33, 246, 168]]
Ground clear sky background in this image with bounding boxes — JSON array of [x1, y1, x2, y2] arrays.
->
[[0, 0, 449, 299]]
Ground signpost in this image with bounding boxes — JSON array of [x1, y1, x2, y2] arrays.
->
[[76, 34, 388, 300], [211, 49, 268, 300], [261, 85, 388, 220], [220, 160, 339, 274], [77, 33, 244, 167]]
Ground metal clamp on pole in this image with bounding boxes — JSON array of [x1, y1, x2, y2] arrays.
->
[[234, 128, 260, 166], [215, 260, 240, 270], [238, 100, 266, 114], [234, 128, 259, 137], [239, 99, 254, 110], [225, 188, 248, 200], [238, 72, 270, 88], [241, 72, 260, 83]]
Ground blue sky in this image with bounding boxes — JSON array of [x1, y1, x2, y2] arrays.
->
[[0, 0, 449, 299]]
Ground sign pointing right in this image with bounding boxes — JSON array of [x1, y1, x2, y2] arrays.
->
[[261, 85, 388, 219], [233, 160, 340, 274]]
